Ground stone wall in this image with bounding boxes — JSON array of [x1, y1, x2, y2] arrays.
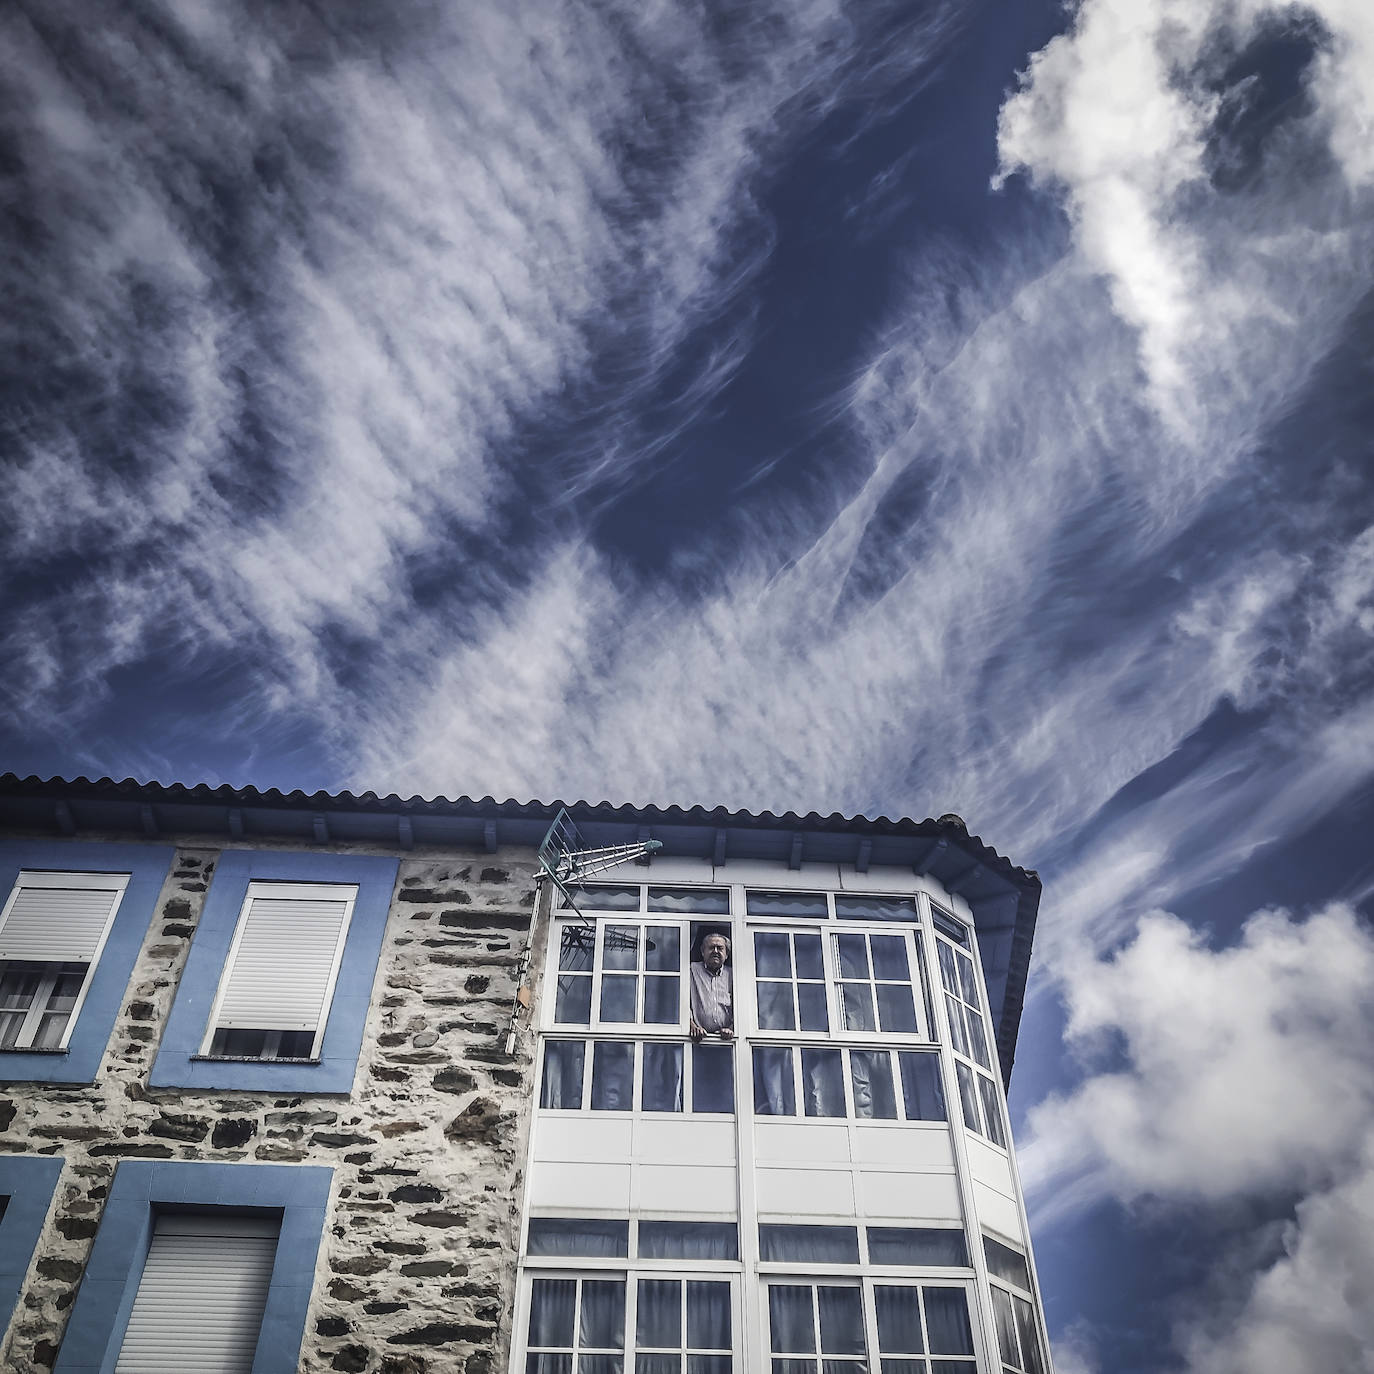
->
[[0, 839, 546, 1374]]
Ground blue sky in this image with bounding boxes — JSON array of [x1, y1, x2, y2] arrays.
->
[[3, 0, 1374, 1369]]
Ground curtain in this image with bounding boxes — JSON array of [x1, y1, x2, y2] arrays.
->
[[592, 1042, 635, 1111], [876, 984, 917, 1034], [753, 1047, 795, 1116], [834, 895, 917, 921], [579, 1280, 626, 1350], [953, 1063, 981, 1134], [768, 1286, 816, 1353], [636, 1279, 681, 1349], [816, 1287, 864, 1356], [898, 1053, 946, 1122], [756, 981, 796, 1032], [526, 1218, 628, 1257], [800, 1050, 845, 1118], [976, 1075, 1006, 1147], [922, 1289, 974, 1356], [691, 1045, 735, 1115], [638, 1221, 738, 1261], [528, 1279, 577, 1348], [759, 1226, 860, 1264], [873, 1287, 924, 1355], [540, 1041, 585, 1110], [642, 1042, 684, 1113], [686, 1281, 731, 1350], [849, 1050, 897, 1120], [868, 1227, 967, 1268]]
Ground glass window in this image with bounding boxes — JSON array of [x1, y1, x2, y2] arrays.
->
[[759, 1226, 860, 1264], [991, 1286, 1046, 1374], [747, 892, 830, 919], [835, 932, 918, 1034], [897, 1052, 946, 1122], [753, 1046, 796, 1117], [555, 926, 595, 1025], [526, 1277, 625, 1372], [636, 1278, 732, 1373], [834, 895, 917, 922], [982, 1236, 1031, 1292], [930, 907, 969, 947], [875, 1286, 976, 1368], [848, 1049, 897, 1120], [648, 888, 730, 915], [754, 932, 828, 1032], [799, 1049, 846, 1118], [638, 1222, 739, 1261], [767, 1283, 866, 1371], [592, 1041, 636, 1111], [935, 941, 990, 1070], [566, 886, 642, 912], [756, 1047, 936, 1123], [539, 1041, 734, 1115], [527, 1219, 629, 1258], [540, 1041, 586, 1110], [553, 920, 685, 1029], [692, 1044, 735, 1114], [867, 1229, 969, 1268]]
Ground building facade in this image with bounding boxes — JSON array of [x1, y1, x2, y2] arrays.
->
[[0, 776, 1048, 1374]]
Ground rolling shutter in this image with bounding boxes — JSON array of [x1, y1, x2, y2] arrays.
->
[[0, 872, 128, 962], [212, 884, 356, 1034], [115, 1214, 278, 1374]]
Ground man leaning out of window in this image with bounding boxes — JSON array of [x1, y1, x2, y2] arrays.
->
[[689, 932, 733, 1041]]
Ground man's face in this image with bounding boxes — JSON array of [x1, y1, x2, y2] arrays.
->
[[702, 936, 728, 973]]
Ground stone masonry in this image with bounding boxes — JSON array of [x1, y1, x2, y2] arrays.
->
[[0, 838, 551, 1374]]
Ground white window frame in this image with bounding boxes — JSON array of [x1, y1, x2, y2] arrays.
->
[[546, 917, 694, 1033], [537, 1035, 737, 1116], [199, 880, 356, 1060], [749, 1044, 947, 1125], [989, 1279, 1048, 1374], [0, 870, 129, 1051], [745, 922, 933, 1043], [514, 1267, 743, 1372]]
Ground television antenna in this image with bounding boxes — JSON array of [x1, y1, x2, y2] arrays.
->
[[536, 808, 662, 923]]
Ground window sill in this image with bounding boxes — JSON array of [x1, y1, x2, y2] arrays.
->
[[0, 1046, 69, 1055], [190, 1054, 322, 1065]]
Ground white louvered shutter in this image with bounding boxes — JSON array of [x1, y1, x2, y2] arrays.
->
[[212, 883, 356, 1036], [0, 872, 127, 962], [115, 1214, 278, 1374]]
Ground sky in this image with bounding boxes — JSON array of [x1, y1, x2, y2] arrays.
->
[[3, 0, 1374, 1369]]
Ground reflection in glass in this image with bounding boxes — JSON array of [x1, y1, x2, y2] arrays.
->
[[876, 985, 918, 1034], [592, 1041, 635, 1110], [526, 1355, 572, 1374], [870, 935, 909, 980], [983, 1236, 1031, 1290], [797, 983, 830, 1033], [849, 1049, 897, 1119], [898, 1053, 947, 1122], [747, 891, 829, 918], [931, 908, 969, 946], [560, 927, 595, 971], [834, 895, 917, 921], [1013, 1292, 1046, 1374], [801, 1049, 845, 1117], [643, 975, 680, 1025], [756, 981, 795, 1032], [554, 975, 592, 1025], [603, 926, 640, 971], [954, 1062, 981, 1134], [754, 932, 792, 979], [600, 975, 639, 1023], [977, 1075, 1006, 1147], [648, 887, 730, 915], [944, 996, 969, 1057], [688, 1357, 732, 1374], [577, 886, 641, 911], [836, 935, 870, 980], [792, 934, 824, 980], [692, 1045, 735, 1115], [540, 1040, 585, 1110], [646, 926, 682, 970], [964, 1010, 991, 1070]]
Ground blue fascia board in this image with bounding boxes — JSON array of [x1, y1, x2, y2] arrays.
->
[[0, 841, 175, 1085], [148, 849, 398, 1093]]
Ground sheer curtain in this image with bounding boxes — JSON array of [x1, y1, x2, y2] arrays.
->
[[753, 1047, 795, 1115]]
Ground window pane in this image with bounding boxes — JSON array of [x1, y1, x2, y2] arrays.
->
[[835, 935, 870, 980], [990, 1288, 1018, 1367], [555, 975, 592, 1025], [692, 1045, 735, 1115], [772, 1362, 817, 1374], [592, 1042, 635, 1110], [964, 1009, 991, 1069], [687, 1358, 732, 1374], [923, 1290, 974, 1356], [757, 982, 796, 1032], [579, 1357, 625, 1374], [527, 1218, 629, 1257], [931, 909, 969, 946], [639, 1221, 739, 1260], [849, 1050, 897, 1120], [646, 926, 682, 970], [943, 997, 969, 1057], [649, 887, 730, 915], [581, 1281, 627, 1350], [868, 1228, 969, 1268], [835, 896, 917, 922], [604, 926, 641, 971], [797, 983, 830, 1033], [601, 975, 640, 1023], [560, 927, 595, 971], [686, 1282, 731, 1350], [1014, 1295, 1045, 1374], [642, 1042, 684, 1112], [637, 1280, 681, 1349], [792, 934, 824, 981], [977, 1076, 1006, 1147], [769, 1287, 816, 1353], [529, 1279, 577, 1347], [755, 932, 793, 979], [840, 984, 876, 1033], [580, 886, 641, 911], [644, 976, 681, 1025], [874, 1286, 924, 1354], [527, 1356, 573, 1374], [879, 1362, 926, 1374], [800, 1049, 845, 1118], [954, 951, 979, 1006], [817, 1287, 865, 1356], [636, 1357, 679, 1374], [953, 1063, 981, 1134], [754, 1047, 795, 1115], [748, 892, 829, 918], [760, 1225, 860, 1264], [898, 1053, 947, 1121], [876, 985, 918, 1035], [870, 936, 910, 980], [935, 943, 959, 995], [983, 1237, 1031, 1291], [541, 1041, 585, 1110]]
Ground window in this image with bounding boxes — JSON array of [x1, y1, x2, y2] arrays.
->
[[746, 891, 830, 919], [553, 922, 684, 1029], [524, 1275, 736, 1373], [200, 882, 356, 1060], [752, 1046, 946, 1122], [540, 1039, 734, 1114], [528, 1219, 630, 1258], [985, 1237, 1046, 1374], [760, 1225, 860, 1264], [766, 1282, 976, 1374], [933, 930, 1005, 1147], [835, 896, 918, 922], [754, 931, 829, 1032], [115, 1213, 279, 1374], [834, 932, 918, 1034], [867, 1228, 969, 1268], [0, 871, 128, 1050]]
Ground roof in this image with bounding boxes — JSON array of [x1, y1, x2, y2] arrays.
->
[[0, 773, 1041, 1085]]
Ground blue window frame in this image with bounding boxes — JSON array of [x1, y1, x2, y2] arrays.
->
[[0, 841, 174, 1085], [149, 849, 398, 1092], [53, 1160, 332, 1374], [0, 1156, 65, 1332]]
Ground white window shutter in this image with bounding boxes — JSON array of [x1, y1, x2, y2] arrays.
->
[[213, 884, 356, 1034], [115, 1214, 278, 1374], [0, 873, 128, 962]]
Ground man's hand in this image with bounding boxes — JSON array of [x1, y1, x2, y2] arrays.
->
[[718, 1025, 734, 1040], [690, 1019, 706, 1042]]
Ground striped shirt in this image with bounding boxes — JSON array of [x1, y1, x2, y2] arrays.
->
[[689, 962, 733, 1033]]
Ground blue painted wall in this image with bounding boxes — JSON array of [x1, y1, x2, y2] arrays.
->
[[0, 1156, 65, 1338]]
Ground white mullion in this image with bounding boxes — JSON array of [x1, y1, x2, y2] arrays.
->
[[15, 967, 59, 1047]]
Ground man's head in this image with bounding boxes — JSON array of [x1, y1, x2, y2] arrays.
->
[[700, 933, 730, 973]]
